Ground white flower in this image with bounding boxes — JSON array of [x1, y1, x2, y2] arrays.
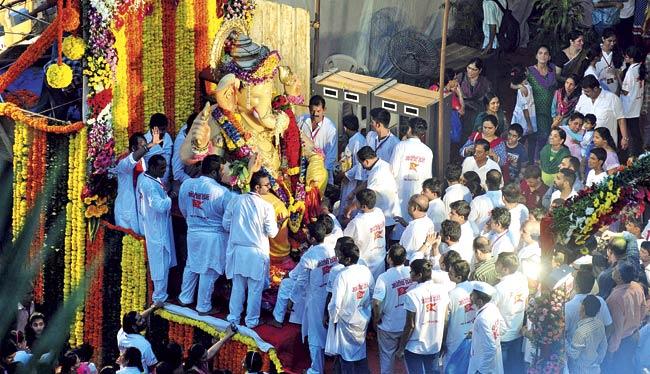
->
[[585, 207, 594, 216]]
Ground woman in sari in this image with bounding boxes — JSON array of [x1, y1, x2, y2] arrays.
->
[[528, 45, 557, 162], [551, 74, 581, 128], [472, 92, 508, 133], [553, 30, 589, 81], [457, 57, 493, 140], [460, 114, 507, 168], [540, 128, 571, 186]]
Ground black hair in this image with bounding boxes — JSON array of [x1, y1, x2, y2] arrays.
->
[[581, 75, 600, 89], [201, 154, 225, 176], [410, 259, 432, 282], [624, 45, 647, 81], [388, 244, 407, 265], [485, 169, 502, 191], [482, 114, 499, 129], [356, 146, 377, 162], [594, 127, 616, 149], [185, 344, 206, 370], [449, 260, 470, 282], [408, 117, 428, 138], [122, 311, 139, 334], [590, 147, 607, 163], [574, 269, 596, 294], [567, 29, 584, 43], [128, 132, 146, 152], [467, 57, 484, 71], [60, 351, 79, 374], [582, 294, 601, 317], [496, 251, 519, 273], [449, 200, 471, 220], [249, 171, 268, 191], [123, 347, 144, 372], [185, 112, 199, 134], [149, 113, 168, 129], [441, 220, 461, 242], [307, 221, 327, 243], [616, 261, 635, 284], [553, 127, 567, 143], [563, 74, 582, 101], [309, 95, 326, 108], [356, 188, 377, 209], [569, 112, 584, 122], [441, 250, 462, 270], [147, 154, 166, 170], [491, 207, 511, 228], [445, 164, 463, 183], [75, 343, 94, 362], [587, 45, 602, 63], [316, 213, 334, 235], [601, 28, 624, 67], [510, 65, 527, 85], [584, 113, 597, 125], [422, 178, 443, 197], [338, 241, 360, 264], [523, 164, 542, 179], [369, 107, 391, 128], [558, 168, 577, 187], [482, 92, 500, 109], [475, 138, 491, 153], [342, 114, 359, 131], [502, 183, 523, 204], [508, 123, 524, 138]]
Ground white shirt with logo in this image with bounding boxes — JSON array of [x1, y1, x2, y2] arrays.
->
[[372, 265, 416, 333], [403, 280, 450, 355]]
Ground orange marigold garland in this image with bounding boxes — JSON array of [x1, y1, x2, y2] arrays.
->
[[126, 12, 144, 134], [0, 103, 84, 134], [83, 225, 105, 362], [161, 0, 176, 131], [26, 130, 47, 304]]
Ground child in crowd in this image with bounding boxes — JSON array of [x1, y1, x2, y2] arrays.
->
[[560, 112, 584, 159], [504, 123, 528, 183], [430, 68, 465, 156], [585, 148, 608, 187], [581, 114, 597, 175], [510, 66, 536, 138]]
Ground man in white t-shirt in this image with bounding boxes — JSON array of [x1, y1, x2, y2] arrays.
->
[[344, 189, 387, 280], [390, 117, 433, 239], [449, 200, 480, 254], [444, 260, 476, 366], [493, 252, 529, 372], [143, 113, 173, 189], [484, 207, 515, 255], [293, 221, 338, 374], [469, 169, 505, 232], [501, 183, 529, 248], [396, 194, 436, 263], [372, 244, 415, 374], [586, 147, 608, 187], [462, 139, 501, 189], [482, 0, 506, 52], [575, 75, 628, 148], [117, 307, 160, 374], [468, 281, 505, 374], [518, 220, 541, 283], [395, 259, 450, 373], [326, 241, 373, 372], [422, 178, 447, 232], [621, 50, 643, 155], [339, 115, 367, 217], [366, 108, 400, 162], [349, 146, 401, 234], [550, 168, 578, 202], [439, 220, 472, 263], [298, 95, 338, 184], [442, 164, 472, 215]]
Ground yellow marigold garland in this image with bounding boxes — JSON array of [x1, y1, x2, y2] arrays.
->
[[11, 123, 30, 239], [62, 36, 85, 60], [142, 0, 165, 119], [207, 1, 222, 50], [174, 0, 195, 132], [120, 235, 148, 319], [64, 127, 87, 347], [112, 25, 129, 153], [46, 63, 73, 89], [155, 310, 283, 372]]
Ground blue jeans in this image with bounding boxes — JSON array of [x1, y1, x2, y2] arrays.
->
[[501, 336, 523, 374], [336, 356, 369, 374], [404, 350, 437, 374]]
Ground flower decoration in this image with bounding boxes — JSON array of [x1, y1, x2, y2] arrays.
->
[[4, 89, 39, 109], [46, 63, 73, 89], [222, 51, 281, 85], [62, 36, 85, 60]]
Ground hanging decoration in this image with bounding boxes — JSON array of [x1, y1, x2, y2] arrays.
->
[[62, 36, 86, 60], [46, 63, 73, 89], [119, 235, 148, 319]]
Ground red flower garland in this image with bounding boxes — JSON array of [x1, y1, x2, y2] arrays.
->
[[83, 226, 105, 362], [126, 12, 144, 135], [87, 88, 113, 118], [193, 0, 208, 112], [161, 0, 177, 132], [26, 130, 46, 304], [213, 340, 272, 373], [4, 89, 39, 109]]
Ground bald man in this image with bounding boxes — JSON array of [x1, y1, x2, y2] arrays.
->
[[396, 194, 436, 263], [518, 220, 541, 282], [469, 237, 499, 286]]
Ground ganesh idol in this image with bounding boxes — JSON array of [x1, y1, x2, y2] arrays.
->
[[180, 30, 327, 260]]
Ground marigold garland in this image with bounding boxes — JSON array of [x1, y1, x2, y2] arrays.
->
[[193, 0, 208, 112], [156, 310, 283, 372], [62, 36, 85, 60], [142, 0, 165, 119], [64, 127, 87, 347], [161, 0, 176, 132], [126, 11, 144, 133], [46, 62, 73, 89], [83, 226, 105, 362], [0, 103, 84, 134], [11, 122, 30, 239], [4, 89, 39, 109], [119, 235, 148, 319], [174, 0, 195, 132], [112, 25, 129, 152]]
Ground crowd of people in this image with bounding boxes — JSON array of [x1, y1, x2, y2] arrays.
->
[[5, 1, 650, 373]]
